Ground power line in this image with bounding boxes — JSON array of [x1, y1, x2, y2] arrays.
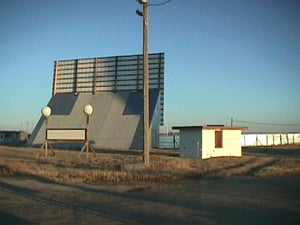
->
[[233, 119, 300, 127], [180, 0, 300, 72], [223, 0, 300, 43], [149, 0, 171, 7], [221, 0, 300, 56]]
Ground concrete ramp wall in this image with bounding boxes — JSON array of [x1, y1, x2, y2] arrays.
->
[[28, 90, 160, 150]]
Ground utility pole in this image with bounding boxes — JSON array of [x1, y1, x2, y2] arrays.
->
[[137, 0, 150, 166]]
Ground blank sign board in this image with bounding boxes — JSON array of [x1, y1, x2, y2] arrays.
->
[[46, 129, 86, 141]]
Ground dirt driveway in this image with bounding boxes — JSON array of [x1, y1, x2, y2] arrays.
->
[[1, 175, 299, 225]]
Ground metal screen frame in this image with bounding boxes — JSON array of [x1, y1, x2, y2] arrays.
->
[[52, 53, 164, 125]]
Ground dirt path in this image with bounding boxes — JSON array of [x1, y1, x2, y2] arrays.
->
[[1, 175, 299, 225]]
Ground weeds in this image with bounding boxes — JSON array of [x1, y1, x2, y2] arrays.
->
[[0, 146, 299, 184]]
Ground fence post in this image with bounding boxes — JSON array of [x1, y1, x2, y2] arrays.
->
[[293, 134, 295, 145], [280, 134, 282, 146]]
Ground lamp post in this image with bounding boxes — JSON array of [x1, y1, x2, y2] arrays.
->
[[41, 106, 52, 157], [136, 0, 150, 167], [81, 104, 96, 158]]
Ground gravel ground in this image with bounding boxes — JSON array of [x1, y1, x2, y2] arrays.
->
[[0, 145, 300, 224], [0, 175, 299, 225]]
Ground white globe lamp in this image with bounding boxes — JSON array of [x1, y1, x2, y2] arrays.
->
[[41, 106, 52, 118], [41, 105, 53, 157], [83, 104, 93, 116]]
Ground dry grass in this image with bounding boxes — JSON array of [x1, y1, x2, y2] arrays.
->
[[0, 145, 300, 184]]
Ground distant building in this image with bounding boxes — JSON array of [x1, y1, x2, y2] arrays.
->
[[172, 125, 247, 159], [0, 130, 29, 144], [242, 132, 300, 146]]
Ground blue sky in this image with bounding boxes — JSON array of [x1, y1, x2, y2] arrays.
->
[[0, 0, 299, 133]]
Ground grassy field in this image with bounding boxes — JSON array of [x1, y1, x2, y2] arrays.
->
[[1, 145, 300, 184], [1, 145, 300, 225]]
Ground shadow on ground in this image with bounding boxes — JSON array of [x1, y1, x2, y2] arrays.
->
[[0, 174, 300, 225], [0, 211, 35, 225]]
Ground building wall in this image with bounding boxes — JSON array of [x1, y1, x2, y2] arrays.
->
[[179, 128, 201, 158], [28, 91, 161, 150], [53, 53, 165, 126], [0, 131, 28, 144], [29, 53, 164, 151], [201, 129, 215, 159], [202, 129, 242, 159], [150, 91, 163, 148]]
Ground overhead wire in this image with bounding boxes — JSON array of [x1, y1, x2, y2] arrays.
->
[[147, 0, 299, 129], [149, 0, 171, 7], [233, 119, 300, 127], [223, 0, 300, 42], [179, 0, 300, 72], [147, 0, 189, 128], [221, 0, 300, 56]]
